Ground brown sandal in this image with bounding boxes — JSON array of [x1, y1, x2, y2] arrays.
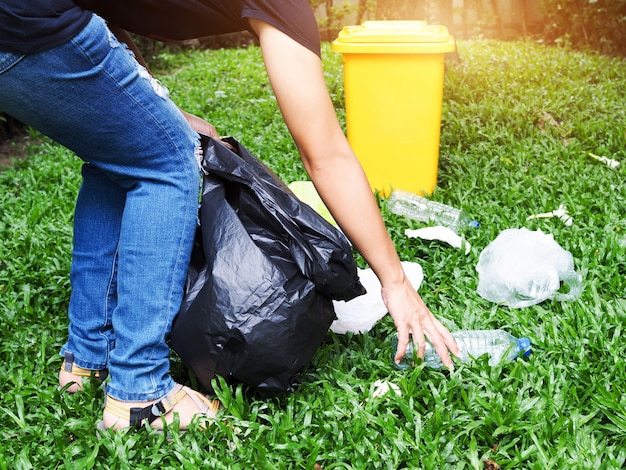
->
[[59, 351, 108, 393], [99, 383, 220, 432]]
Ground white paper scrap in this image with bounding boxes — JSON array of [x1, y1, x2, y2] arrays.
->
[[371, 380, 401, 399], [526, 204, 573, 226], [589, 152, 620, 169], [404, 226, 471, 255]]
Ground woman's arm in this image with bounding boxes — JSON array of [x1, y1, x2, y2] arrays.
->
[[249, 18, 459, 366]]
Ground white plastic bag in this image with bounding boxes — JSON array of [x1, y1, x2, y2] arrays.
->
[[331, 261, 424, 334], [476, 228, 582, 308]]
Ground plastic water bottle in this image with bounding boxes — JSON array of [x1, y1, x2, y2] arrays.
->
[[393, 329, 531, 370], [387, 190, 479, 234]]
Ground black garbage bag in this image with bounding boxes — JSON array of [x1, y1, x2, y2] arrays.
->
[[170, 136, 365, 392]]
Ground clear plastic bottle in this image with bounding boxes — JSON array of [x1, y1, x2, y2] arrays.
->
[[387, 189, 479, 234], [393, 329, 531, 370]]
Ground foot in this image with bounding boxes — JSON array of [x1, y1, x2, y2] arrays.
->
[[59, 352, 108, 393], [101, 383, 220, 431]]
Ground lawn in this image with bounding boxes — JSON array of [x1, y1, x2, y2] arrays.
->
[[0, 39, 624, 469]]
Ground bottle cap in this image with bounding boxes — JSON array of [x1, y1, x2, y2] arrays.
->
[[517, 337, 532, 357], [469, 221, 480, 228]]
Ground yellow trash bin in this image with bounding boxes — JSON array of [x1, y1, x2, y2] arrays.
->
[[332, 21, 455, 196]]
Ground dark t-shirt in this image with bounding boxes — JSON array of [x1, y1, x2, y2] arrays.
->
[[0, 0, 92, 54], [76, 0, 321, 57]]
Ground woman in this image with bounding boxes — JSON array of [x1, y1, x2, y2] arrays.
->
[[0, 1, 219, 430], [77, 0, 461, 367]]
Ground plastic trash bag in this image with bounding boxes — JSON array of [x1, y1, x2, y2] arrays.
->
[[170, 136, 365, 392], [331, 261, 423, 334], [476, 228, 582, 308]]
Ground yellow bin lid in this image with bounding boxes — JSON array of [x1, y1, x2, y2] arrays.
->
[[332, 20, 455, 54]]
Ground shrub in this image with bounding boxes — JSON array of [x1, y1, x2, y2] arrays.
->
[[540, 0, 626, 56]]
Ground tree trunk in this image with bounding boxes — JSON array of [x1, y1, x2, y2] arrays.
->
[[376, 0, 426, 20]]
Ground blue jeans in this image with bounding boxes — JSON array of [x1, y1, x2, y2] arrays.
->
[[0, 15, 201, 401]]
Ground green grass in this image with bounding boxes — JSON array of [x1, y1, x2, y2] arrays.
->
[[1, 39, 625, 469]]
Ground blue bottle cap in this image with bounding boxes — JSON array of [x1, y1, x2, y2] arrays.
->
[[469, 221, 480, 228], [517, 337, 532, 357]]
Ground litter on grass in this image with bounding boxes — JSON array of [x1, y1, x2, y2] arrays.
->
[[526, 204, 573, 226], [371, 380, 401, 399], [588, 152, 620, 169], [404, 226, 472, 254], [476, 228, 582, 308], [331, 261, 423, 334]]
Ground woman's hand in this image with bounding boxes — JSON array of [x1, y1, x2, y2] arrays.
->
[[382, 277, 460, 368], [178, 108, 235, 149], [178, 108, 220, 139]]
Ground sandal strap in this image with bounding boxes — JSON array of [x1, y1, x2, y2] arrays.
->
[[62, 351, 108, 380], [104, 383, 219, 430], [181, 386, 221, 416]]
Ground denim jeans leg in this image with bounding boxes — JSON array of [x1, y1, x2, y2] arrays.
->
[[63, 164, 125, 371], [0, 15, 201, 401]]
